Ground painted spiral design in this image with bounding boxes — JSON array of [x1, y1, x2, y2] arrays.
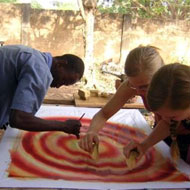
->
[[8, 117, 189, 182]]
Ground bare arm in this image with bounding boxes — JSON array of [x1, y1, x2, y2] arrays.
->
[[79, 80, 136, 152], [88, 80, 136, 133], [9, 109, 81, 137], [124, 119, 170, 159], [141, 119, 170, 150]]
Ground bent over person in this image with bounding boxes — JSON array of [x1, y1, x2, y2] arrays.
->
[[0, 45, 84, 138]]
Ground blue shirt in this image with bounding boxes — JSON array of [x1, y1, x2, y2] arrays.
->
[[0, 45, 53, 127]]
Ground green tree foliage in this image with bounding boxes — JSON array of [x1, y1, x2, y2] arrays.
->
[[0, 0, 17, 2], [31, 0, 42, 9], [30, 0, 78, 10], [98, 0, 190, 20]]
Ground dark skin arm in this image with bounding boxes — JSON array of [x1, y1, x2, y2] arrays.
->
[[9, 109, 81, 138]]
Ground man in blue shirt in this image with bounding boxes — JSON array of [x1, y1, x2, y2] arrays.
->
[[0, 45, 84, 138]]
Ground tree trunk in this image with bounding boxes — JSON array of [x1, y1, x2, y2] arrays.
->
[[120, 15, 131, 65], [21, 3, 31, 45], [84, 8, 95, 88], [77, 0, 96, 88]]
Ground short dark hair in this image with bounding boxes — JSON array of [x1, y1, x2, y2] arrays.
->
[[54, 54, 84, 80]]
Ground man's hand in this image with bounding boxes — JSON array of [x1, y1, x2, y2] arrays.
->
[[64, 119, 82, 138]]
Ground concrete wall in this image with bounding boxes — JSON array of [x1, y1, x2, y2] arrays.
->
[[0, 3, 122, 64], [1, 3, 190, 68], [121, 16, 190, 67], [0, 4, 21, 45]]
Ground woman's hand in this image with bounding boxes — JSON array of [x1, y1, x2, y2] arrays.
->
[[78, 131, 99, 153], [123, 141, 146, 160]]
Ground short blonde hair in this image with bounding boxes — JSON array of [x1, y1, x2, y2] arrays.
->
[[125, 45, 164, 78]]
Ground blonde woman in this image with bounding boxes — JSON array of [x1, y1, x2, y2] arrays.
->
[[124, 63, 190, 164], [79, 45, 164, 152]]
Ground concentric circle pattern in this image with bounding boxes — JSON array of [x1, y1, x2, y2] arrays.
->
[[8, 117, 189, 182]]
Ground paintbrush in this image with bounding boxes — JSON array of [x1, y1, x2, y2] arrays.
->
[[79, 113, 85, 121], [75, 113, 85, 139], [126, 148, 139, 170], [91, 142, 99, 160]]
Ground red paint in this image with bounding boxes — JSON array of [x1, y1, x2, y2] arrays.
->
[[8, 116, 189, 182]]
